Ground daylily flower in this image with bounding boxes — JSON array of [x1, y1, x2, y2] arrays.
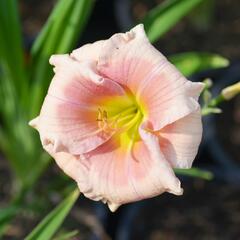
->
[[30, 24, 203, 212]]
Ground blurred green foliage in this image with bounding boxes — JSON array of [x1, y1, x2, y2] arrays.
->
[[169, 52, 229, 76], [0, 0, 95, 237], [0, 0, 95, 192], [25, 189, 79, 240], [143, 0, 204, 42]]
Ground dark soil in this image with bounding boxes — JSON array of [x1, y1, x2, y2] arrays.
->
[[0, 155, 12, 204], [216, 95, 240, 163], [1, 162, 108, 240], [129, 180, 240, 240], [20, 0, 56, 44]]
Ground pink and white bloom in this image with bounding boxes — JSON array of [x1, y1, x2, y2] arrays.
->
[[30, 24, 203, 211]]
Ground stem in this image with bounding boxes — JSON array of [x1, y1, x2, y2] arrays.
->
[[208, 94, 225, 108], [201, 94, 225, 116]]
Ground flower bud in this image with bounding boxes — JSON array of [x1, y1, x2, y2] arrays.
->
[[221, 82, 240, 100]]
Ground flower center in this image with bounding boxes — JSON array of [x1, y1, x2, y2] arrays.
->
[[97, 94, 144, 145]]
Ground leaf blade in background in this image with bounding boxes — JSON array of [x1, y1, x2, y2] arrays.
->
[[30, 0, 95, 118], [175, 167, 213, 180], [143, 0, 204, 42], [169, 52, 229, 76], [52, 230, 79, 240], [0, 0, 33, 186], [0, 0, 27, 100], [0, 206, 20, 236], [25, 188, 80, 240], [30, 0, 72, 57]]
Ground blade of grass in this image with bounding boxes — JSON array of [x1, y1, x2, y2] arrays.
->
[[0, 71, 16, 125], [0, 128, 7, 153], [37, 0, 75, 56], [0, 0, 33, 183], [169, 52, 229, 76], [53, 230, 79, 240], [0, 206, 19, 226], [25, 188, 80, 240], [0, 206, 20, 236], [56, 0, 94, 52], [30, 0, 95, 118], [175, 167, 213, 180], [0, 0, 27, 100], [142, 0, 204, 42], [31, 0, 74, 57], [0, 0, 95, 190]]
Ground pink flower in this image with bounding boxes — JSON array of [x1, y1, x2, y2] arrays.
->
[[30, 24, 203, 211]]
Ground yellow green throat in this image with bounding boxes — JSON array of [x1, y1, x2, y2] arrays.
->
[[97, 94, 144, 147]]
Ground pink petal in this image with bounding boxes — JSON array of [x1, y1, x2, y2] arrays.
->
[[95, 24, 203, 130], [56, 123, 182, 212], [71, 40, 105, 62], [142, 80, 204, 130], [97, 24, 160, 92], [159, 110, 203, 169], [31, 55, 126, 155]]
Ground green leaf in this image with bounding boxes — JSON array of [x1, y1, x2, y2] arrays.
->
[[0, 128, 7, 153], [0, 206, 19, 227], [0, 0, 95, 191], [31, 0, 75, 58], [0, 205, 20, 236], [169, 52, 229, 76], [0, 0, 35, 188], [0, 0, 27, 99], [53, 230, 79, 240], [25, 189, 80, 240], [30, 0, 95, 118], [175, 167, 213, 180], [201, 107, 222, 116], [143, 0, 204, 42]]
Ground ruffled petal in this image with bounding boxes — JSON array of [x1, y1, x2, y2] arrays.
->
[[31, 54, 126, 155], [97, 24, 163, 92], [96, 24, 204, 130], [159, 110, 203, 169], [52, 151, 94, 196], [71, 40, 105, 62], [142, 80, 203, 130], [65, 123, 183, 211]]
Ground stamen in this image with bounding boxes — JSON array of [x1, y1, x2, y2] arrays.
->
[[97, 108, 110, 132], [97, 104, 143, 136], [96, 94, 143, 141]]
